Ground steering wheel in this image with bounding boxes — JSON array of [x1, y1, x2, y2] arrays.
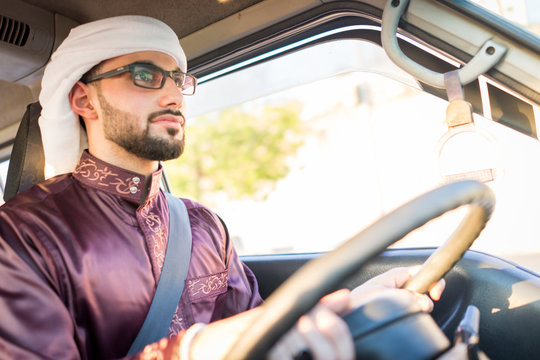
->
[[225, 180, 495, 359]]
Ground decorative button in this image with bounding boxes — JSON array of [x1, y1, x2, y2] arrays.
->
[[133, 177, 141, 184], [130, 186, 138, 194]]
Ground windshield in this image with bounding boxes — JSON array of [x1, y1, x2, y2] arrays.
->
[[163, 25, 540, 276]]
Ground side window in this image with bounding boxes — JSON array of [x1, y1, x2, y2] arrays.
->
[[165, 38, 440, 254], [163, 37, 540, 267]]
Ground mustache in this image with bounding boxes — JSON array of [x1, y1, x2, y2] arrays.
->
[[148, 109, 185, 123]]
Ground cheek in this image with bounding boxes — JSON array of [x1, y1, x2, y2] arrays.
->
[[117, 99, 155, 125], [98, 94, 146, 128], [178, 98, 188, 114], [102, 81, 156, 113]]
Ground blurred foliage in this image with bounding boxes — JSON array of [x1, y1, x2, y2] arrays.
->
[[164, 103, 305, 203]]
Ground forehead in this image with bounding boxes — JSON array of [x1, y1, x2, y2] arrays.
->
[[101, 51, 179, 71]]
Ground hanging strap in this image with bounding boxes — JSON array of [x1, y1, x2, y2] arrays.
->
[[127, 192, 192, 355], [444, 70, 474, 128]]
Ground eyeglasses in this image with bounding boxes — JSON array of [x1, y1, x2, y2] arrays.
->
[[83, 62, 197, 95]]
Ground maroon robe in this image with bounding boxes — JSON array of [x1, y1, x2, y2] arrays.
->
[[0, 151, 262, 359]]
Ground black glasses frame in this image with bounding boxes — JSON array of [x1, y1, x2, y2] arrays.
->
[[83, 62, 197, 95]]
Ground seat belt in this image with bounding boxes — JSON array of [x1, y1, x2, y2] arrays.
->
[[127, 192, 192, 355], [4, 102, 44, 202]]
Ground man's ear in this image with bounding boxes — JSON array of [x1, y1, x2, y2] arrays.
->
[[69, 81, 98, 120]]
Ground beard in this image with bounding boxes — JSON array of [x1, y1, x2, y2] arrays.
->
[[97, 91, 184, 161]]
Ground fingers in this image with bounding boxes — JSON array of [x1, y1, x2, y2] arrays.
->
[[374, 266, 446, 298], [428, 278, 446, 301], [382, 266, 446, 302], [364, 266, 414, 288], [269, 264, 447, 360], [268, 291, 355, 360], [406, 266, 446, 302], [351, 266, 446, 312], [267, 327, 306, 360], [319, 288, 351, 314], [296, 303, 354, 360], [405, 277, 446, 313], [412, 291, 435, 312]]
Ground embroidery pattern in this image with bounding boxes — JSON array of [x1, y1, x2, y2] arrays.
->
[[148, 173, 162, 198], [168, 304, 185, 337], [139, 196, 167, 275], [74, 158, 138, 195], [188, 272, 228, 300]]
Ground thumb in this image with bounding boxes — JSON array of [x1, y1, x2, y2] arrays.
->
[[319, 289, 352, 314]]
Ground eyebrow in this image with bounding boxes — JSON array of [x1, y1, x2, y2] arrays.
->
[[135, 61, 181, 72]]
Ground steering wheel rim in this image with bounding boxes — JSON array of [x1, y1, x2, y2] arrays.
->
[[225, 180, 495, 360]]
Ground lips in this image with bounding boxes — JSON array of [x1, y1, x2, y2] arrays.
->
[[151, 114, 184, 128], [150, 110, 186, 130]]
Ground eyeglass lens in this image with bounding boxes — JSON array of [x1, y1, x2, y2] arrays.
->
[[132, 64, 196, 95]]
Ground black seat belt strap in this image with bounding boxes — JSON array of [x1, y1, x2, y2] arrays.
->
[[127, 192, 192, 355]]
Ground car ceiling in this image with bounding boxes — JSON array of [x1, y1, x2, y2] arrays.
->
[[19, 0, 265, 40]]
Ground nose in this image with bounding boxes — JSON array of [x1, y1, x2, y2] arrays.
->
[[158, 76, 184, 109]]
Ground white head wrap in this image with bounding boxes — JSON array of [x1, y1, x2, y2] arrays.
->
[[38, 15, 186, 178]]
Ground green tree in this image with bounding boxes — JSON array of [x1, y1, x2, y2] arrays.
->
[[164, 103, 305, 204]]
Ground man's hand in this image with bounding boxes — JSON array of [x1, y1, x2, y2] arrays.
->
[[187, 290, 355, 360], [187, 266, 445, 360], [350, 266, 446, 312], [268, 266, 445, 359], [188, 307, 261, 360]]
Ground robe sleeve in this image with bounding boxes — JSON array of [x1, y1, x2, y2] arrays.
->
[[0, 229, 192, 360], [217, 216, 264, 317], [0, 233, 80, 359]]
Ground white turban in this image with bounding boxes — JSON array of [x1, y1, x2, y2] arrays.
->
[[38, 15, 187, 178]]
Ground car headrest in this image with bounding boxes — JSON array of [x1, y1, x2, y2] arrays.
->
[[4, 102, 45, 202]]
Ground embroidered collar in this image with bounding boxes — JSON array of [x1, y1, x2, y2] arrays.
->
[[73, 150, 163, 204]]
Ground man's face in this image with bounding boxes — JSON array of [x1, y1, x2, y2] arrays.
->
[[90, 51, 186, 161]]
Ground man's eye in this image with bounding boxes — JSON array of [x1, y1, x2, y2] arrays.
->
[[135, 70, 155, 82]]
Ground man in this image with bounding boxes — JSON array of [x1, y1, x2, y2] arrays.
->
[[0, 16, 444, 359]]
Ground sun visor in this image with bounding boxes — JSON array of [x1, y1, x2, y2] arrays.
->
[[0, 0, 77, 84]]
